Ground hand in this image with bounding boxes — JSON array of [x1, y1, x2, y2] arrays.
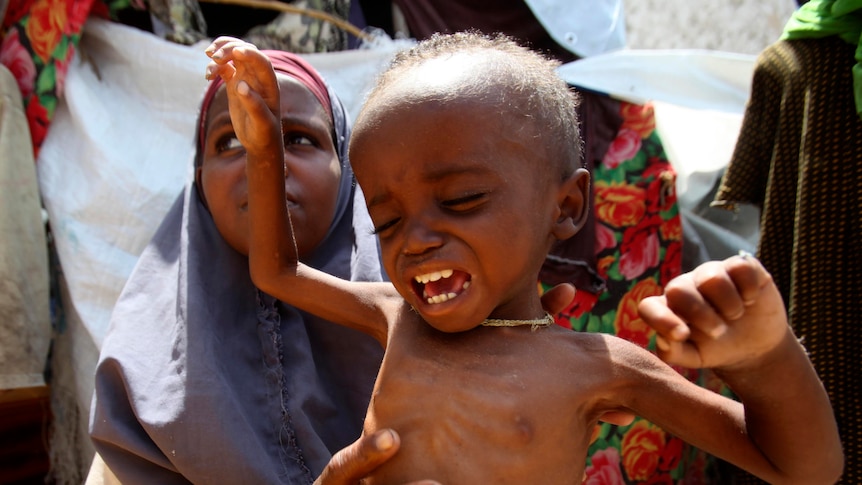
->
[[638, 253, 788, 370], [315, 429, 441, 485], [539, 282, 575, 315], [204, 36, 282, 156]]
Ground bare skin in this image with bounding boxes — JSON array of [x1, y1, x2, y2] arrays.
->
[[206, 36, 843, 484]]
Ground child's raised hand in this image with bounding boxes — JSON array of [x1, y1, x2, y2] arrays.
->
[[638, 253, 790, 370], [205, 37, 281, 157]]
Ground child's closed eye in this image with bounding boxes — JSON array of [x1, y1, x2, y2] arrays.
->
[[441, 192, 487, 212], [371, 218, 399, 236]]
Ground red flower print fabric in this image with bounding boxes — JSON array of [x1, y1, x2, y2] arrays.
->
[[0, 0, 130, 158], [542, 101, 731, 484]]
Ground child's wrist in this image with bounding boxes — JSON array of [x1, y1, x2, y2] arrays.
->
[[714, 326, 803, 386]]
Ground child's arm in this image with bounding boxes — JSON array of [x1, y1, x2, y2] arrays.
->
[[638, 254, 843, 483], [204, 38, 395, 345]]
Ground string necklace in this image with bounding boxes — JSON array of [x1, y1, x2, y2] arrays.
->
[[481, 312, 555, 331]]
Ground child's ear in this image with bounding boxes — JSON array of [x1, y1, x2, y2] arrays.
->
[[552, 168, 590, 241]]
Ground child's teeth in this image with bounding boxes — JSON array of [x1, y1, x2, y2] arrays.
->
[[427, 292, 458, 305], [415, 269, 454, 284]]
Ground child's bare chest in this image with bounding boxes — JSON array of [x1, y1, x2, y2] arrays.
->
[[361, 322, 605, 484]]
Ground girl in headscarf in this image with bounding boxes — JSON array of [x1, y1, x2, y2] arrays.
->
[[89, 48, 385, 484]]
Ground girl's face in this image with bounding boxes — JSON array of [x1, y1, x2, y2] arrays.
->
[[198, 75, 342, 257]]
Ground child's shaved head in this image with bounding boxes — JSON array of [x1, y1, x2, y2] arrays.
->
[[358, 31, 583, 178]]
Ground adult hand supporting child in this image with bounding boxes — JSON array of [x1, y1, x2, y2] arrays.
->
[[314, 430, 440, 485]]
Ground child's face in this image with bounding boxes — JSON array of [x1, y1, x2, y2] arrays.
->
[[199, 75, 342, 257], [350, 69, 586, 332]]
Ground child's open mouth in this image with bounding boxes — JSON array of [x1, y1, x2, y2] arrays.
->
[[412, 269, 472, 304]]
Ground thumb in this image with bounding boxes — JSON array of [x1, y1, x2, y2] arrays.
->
[[314, 430, 399, 485]]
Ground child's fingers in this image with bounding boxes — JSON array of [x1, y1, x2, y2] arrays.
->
[[688, 253, 769, 324], [209, 43, 278, 107], [205, 61, 236, 82], [233, 77, 278, 121], [664, 269, 730, 339], [206, 38, 271, 94], [204, 37, 253, 81], [231, 80, 281, 143], [204, 36, 233, 58], [688, 258, 753, 325], [205, 36, 255, 62], [638, 295, 697, 366], [723, 252, 769, 307], [638, 294, 689, 340]]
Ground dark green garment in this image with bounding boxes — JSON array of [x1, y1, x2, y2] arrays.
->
[[713, 36, 862, 485], [781, 0, 862, 117]]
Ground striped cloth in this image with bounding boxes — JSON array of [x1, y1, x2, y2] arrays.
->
[[713, 35, 862, 484]]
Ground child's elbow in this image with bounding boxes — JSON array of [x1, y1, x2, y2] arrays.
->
[[248, 263, 280, 295], [786, 450, 844, 485], [252, 272, 282, 298], [818, 451, 845, 485]]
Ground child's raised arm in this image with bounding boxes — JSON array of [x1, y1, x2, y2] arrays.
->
[[639, 254, 843, 483], [205, 38, 395, 346]]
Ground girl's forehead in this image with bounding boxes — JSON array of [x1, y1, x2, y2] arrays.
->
[[204, 87, 229, 121]]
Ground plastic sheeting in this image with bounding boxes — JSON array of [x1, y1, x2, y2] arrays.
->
[[560, 49, 761, 254]]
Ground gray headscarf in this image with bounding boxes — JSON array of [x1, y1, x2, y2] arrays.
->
[[89, 61, 384, 484]]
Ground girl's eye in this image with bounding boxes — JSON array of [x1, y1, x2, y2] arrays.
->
[[285, 133, 315, 146], [442, 192, 487, 211], [215, 133, 243, 153]]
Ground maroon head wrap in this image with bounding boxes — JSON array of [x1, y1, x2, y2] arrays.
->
[[197, 49, 333, 162]]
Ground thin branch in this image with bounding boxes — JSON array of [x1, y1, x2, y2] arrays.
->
[[198, 0, 373, 42]]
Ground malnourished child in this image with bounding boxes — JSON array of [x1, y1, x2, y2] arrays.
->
[[205, 32, 843, 484]]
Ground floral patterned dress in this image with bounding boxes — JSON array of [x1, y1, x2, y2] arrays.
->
[[541, 101, 731, 484]]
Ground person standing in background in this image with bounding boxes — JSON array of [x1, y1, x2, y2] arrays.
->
[[712, 1, 862, 482]]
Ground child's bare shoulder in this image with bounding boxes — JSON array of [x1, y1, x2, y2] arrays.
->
[[547, 325, 647, 352], [548, 328, 678, 381]]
